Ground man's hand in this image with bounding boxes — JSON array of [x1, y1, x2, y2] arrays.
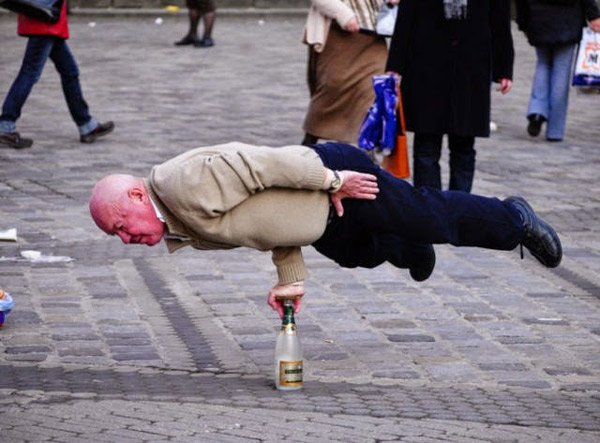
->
[[497, 78, 512, 95], [267, 282, 304, 319], [331, 171, 379, 217], [343, 17, 360, 33]]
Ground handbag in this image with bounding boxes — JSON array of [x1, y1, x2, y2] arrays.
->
[[382, 82, 410, 179], [572, 27, 600, 87], [375, 4, 398, 37], [0, 0, 63, 23]]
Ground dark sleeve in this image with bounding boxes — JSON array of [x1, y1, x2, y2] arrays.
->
[[385, 0, 415, 74], [490, 0, 515, 81], [581, 0, 600, 21], [515, 0, 530, 32]]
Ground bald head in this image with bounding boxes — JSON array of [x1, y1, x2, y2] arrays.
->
[[89, 174, 140, 228], [89, 174, 165, 246]]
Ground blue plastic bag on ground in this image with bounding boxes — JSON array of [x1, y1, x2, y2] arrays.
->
[[0, 289, 14, 328], [358, 74, 398, 154]]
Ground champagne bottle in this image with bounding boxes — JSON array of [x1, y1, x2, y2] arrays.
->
[[275, 299, 303, 390]]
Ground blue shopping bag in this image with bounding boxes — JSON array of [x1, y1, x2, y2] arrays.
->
[[358, 74, 398, 154]]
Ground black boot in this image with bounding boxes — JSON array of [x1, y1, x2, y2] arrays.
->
[[505, 196, 562, 268], [527, 114, 546, 137]]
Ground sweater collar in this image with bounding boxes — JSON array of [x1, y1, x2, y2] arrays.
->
[[144, 178, 194, 252]]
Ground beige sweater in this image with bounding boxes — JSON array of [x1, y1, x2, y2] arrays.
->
[[146, 142, 331, 285], [303, 0, 356, 52], [303, 0, 385, 52]]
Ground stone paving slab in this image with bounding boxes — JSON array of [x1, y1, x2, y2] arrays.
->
[[1, 13, 600, 442]]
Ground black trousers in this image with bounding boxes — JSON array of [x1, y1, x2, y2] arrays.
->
[[310, 143, 523, 270], [413, 133, 476, 192]]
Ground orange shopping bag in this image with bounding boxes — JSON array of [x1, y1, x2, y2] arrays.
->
[[382, 85, 410, 179]]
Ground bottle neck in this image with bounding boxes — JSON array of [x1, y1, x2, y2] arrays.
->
[[281, 300, 297, 334]]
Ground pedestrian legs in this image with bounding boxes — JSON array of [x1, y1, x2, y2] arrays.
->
[[413, 133, 442, 189], [448, 134, 476, 192], [527, 46, 552, 121], [0, 36, 54, 134], [546, 44, 576, 141], [49, 39, 97, 135]]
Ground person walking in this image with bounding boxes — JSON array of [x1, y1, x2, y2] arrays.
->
[[173, 0, 216, 47], [386, 0, 514, 193], [89, 141, 562, 317], [516, 0, 600, 142], [301, 0, 399, 146], [0, 1, 114, 149]]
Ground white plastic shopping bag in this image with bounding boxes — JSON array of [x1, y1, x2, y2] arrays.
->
[[376, 4, 398, 37], [572, 27, 600, 87]]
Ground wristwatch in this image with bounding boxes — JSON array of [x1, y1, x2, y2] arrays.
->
[[329, 170, 342, 192]]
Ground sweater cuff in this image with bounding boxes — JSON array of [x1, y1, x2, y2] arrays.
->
[[305, 161, 328, 190], [277, 264, 309, 286], [272, 247, 309, 285]]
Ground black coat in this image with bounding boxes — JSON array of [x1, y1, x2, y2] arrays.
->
[[515, 0, 600, 46], [386, 0, 514, 137]]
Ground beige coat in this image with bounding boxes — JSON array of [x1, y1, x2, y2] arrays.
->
[[146, 142, 331, 285]]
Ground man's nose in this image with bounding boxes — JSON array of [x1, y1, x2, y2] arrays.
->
[[117, 232, 131, 244]]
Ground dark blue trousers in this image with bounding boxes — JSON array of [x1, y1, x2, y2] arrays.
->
[[310, 143, 523, 270]]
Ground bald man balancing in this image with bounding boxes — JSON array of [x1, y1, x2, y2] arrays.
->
[[89, 142, 562, 318]]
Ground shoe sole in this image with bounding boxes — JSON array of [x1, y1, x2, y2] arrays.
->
[[80, 125, 115, 143], [0, 140, 33, 149]]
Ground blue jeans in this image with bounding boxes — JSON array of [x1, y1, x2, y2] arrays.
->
[[527, 44, 576, 140], [310, 143, 523, 270], [413, 133, 476, 193], [0, 36, 97, 136]]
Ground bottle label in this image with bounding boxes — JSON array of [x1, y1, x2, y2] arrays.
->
[[282, 323, 297, 334], [279, 360, 303, 387]]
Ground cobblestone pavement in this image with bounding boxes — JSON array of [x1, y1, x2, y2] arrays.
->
[[1, 12, 600, 443]]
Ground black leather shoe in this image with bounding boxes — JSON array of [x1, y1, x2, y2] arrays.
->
[[80, 121, 114, 143], [409, 244, 436, 282], [0, 132, 33, 149], [505, 196, 562, 268], [174, 35, 200, 46], [527, 114, 546, 137]]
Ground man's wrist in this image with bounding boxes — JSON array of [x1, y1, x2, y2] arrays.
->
[[322, 169, 344, 193]]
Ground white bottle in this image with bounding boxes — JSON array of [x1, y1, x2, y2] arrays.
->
[[275, 299, 303, 390]]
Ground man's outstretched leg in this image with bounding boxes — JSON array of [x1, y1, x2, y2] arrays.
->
[[311, 142, 562, 268]]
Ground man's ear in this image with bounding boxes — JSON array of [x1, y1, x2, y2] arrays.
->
[[127, 187, 147, 203]]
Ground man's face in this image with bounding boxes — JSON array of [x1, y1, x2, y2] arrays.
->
[[100, 189, 165, 246]]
